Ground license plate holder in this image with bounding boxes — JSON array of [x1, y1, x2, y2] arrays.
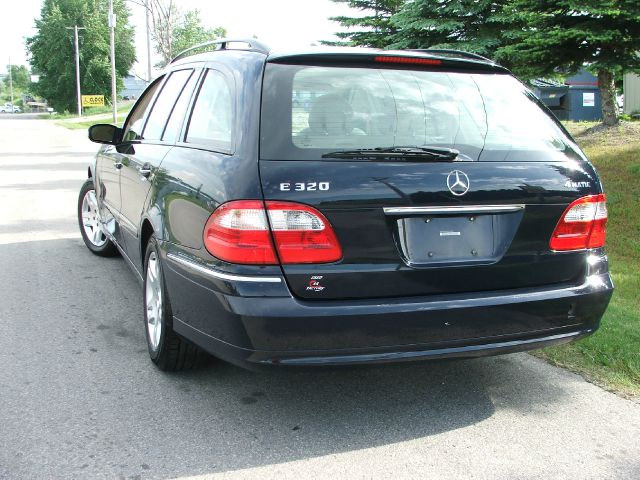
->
[[397, 214, 497, 265]]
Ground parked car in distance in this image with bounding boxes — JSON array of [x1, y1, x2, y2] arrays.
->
[[0, 103, 21, 113], [79, 40, 613, 372]]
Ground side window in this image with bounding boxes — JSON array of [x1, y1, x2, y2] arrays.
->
[[162, 71, 200, 143], [121, 77, 163, 142], [186, 69, 233, 152], [143, 69, 193, 141]]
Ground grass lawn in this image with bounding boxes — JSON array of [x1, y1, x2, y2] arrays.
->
[[53, 101, 133, 130], [533, 121, 640, 399], [56, 115, 129, 130]]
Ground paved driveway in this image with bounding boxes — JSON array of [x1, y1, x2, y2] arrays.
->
[[1, 117, 639, 480]]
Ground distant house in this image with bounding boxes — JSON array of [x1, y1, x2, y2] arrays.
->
[[623, 73, 640, 114], [121, 74, 148, 100], [532, 68, 602, 121]]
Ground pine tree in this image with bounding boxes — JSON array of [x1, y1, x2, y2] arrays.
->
[[495, 0, 640, 125], [323, 0, 405, 48], [389, 0, 509, 56]]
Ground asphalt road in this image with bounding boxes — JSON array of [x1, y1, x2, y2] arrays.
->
[[1, 116, 639, 480]]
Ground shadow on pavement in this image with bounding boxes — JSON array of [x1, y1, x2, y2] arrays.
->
[[0, 238, 573, 479]]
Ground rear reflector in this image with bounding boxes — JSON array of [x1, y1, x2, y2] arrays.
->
[[375, 55, 442, 66], [203, 200, 342, 265], [550, 194, 608, 251]]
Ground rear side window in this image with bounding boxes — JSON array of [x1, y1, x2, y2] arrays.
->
[[261, 64, 580, 162], [143, 69, 193, 141], [163, 71, 200, 143], [122, 78, 162, 142], [186, 69, 233, 152]]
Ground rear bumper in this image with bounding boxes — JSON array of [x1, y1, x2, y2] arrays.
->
[[164, 249, 613, 369], [175, 324, 594, 367]]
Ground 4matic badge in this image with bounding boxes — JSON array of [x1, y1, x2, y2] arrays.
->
[[306, 275, 326, 292], [564, 180, 591, 188]]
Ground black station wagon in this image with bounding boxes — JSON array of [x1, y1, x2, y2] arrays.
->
[[78, 39, 613, 371]]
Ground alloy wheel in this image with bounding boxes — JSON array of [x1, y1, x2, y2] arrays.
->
[[81, 189, 107, 247], [145, 251, 163, 351]]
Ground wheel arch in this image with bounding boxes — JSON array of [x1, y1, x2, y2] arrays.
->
[[140, 208, 165, 267], [140, 219, 155, 265]]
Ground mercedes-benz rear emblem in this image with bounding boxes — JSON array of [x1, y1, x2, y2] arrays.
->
[[447, 170, 470, 196]]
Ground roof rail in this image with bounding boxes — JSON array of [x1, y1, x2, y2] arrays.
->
[[170, 38, 270, 63], [408, 49, 494, 63]]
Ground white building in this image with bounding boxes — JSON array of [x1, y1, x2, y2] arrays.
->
[[623, 73, 640, 114]]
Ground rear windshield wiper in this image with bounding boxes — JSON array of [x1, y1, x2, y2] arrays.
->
[[321, 146, 460, 161]]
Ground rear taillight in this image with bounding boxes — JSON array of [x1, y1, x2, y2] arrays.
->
[[550, 194, 608, 251], [203, 200, 277, 264], [203, 200, 342, 265], [266, 201, 342, 264]]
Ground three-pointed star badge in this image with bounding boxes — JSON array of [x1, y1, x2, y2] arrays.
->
[[447, 170, 470, 196]]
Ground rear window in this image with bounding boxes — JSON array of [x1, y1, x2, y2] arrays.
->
[[260, 64, 581, 162]]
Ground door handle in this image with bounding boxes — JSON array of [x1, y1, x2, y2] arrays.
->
[[138, 165, 152, 178]]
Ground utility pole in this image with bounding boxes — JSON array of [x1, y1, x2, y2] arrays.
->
[[109, 0, 117, 123], [66, 25, 85, 117], [8, 57, 14, 110], [125, 0, 153, 83], [146, 4, 152, 83]]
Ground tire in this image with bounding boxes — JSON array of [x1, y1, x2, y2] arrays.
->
[[143, 236, 203, 371], [78, 179, 118, 257]]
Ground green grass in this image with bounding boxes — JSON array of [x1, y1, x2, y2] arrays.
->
[[533, 121, 640, 398], [51, 101, 134, 120], [56, 114, 128, 130], [53, 102, 132, 130]]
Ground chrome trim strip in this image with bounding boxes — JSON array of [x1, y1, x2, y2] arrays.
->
[[166, 253, 282, 283], [383, 205, 525, 215]]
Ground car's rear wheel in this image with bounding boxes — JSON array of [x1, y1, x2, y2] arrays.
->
[[144, 236, 203, 371], [78, 179, 118, 256]]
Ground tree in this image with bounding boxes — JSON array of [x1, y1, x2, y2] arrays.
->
[[27, 0, 136, 112], [4, 65, 31, 91], [170, 9, 226, 64], [389, 1, 509, 56], [323, 0, 405, 48], [138, 0, 226, 68], [494, 0, 640, 126], [376, 0, 639, 125]]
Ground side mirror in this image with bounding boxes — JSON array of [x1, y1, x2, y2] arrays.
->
[[88, 124, 121, 145]]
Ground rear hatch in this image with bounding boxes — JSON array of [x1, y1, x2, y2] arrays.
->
[[259, 52, 602, 300]]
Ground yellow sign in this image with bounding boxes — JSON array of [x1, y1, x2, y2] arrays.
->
[[82, 95, 105, 107]]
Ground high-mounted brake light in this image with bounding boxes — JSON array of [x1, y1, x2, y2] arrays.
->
[[203, 200, 342, 265], [550, 194, 608, 251], [375, 55, 442, 66]]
